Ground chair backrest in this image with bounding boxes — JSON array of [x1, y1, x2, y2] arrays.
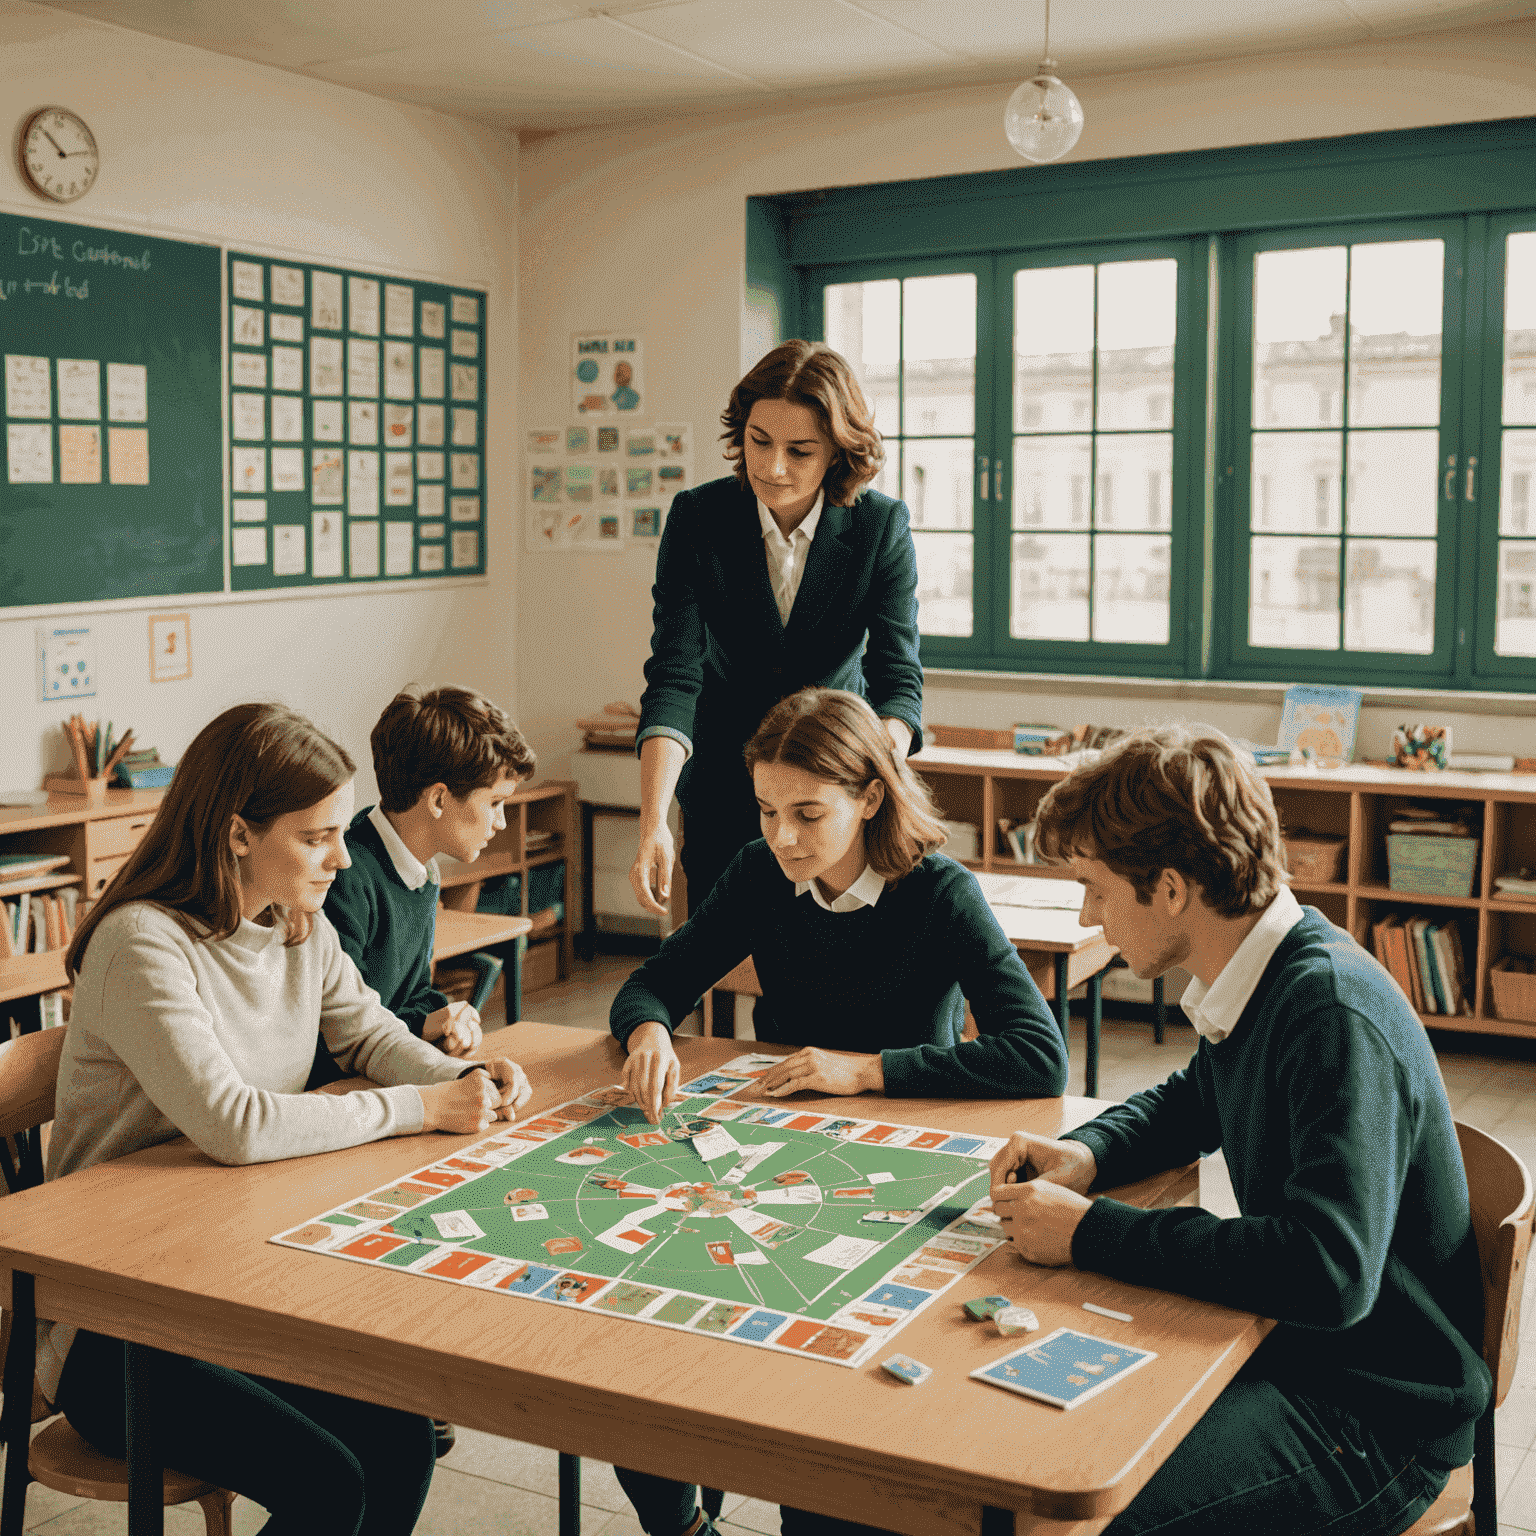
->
[[1455, 1120, 1534, 1407], [0, 1029, 63, 1145], [711, 958, 761, 997]]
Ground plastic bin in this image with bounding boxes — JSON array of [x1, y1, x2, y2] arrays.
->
[[1387, 834, 1479, 897]]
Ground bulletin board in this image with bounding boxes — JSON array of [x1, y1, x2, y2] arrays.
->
[[0, 211, 224, 607], [225, 252, 487, 589]]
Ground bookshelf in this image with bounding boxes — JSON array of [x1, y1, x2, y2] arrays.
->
[[911, 746, 1536, 1042], [436, 780, 576, 990]]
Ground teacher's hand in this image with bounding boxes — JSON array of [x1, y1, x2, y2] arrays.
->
[[629, 822, 677, 916]]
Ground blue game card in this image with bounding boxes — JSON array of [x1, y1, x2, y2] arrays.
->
[[970, 1327, 1156, 1409]]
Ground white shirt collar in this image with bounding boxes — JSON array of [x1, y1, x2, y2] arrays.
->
[[756, 490, 824, 546], [796, 863, 885, 914], [1179, 885, 1305, 1045], [367, 804, 439, 892]]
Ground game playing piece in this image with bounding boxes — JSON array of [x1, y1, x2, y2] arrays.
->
[[964, 1295, 1011, 1322], [881, 1354, 932, 1385], [994, 1305, 1039, 1336], [1082, 1302, 1133, 1323]]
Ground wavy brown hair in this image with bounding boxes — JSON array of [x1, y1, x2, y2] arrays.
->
[[372, 685, 535, 813], [721, 341, 884, 507], [744, 689, 944, 882], [1032, 725, 1286, 918], [65, 704, 355, 976]]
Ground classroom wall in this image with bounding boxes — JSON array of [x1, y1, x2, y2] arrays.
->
[[517, 17, 1536, 774], [0, 1, 521, 800]]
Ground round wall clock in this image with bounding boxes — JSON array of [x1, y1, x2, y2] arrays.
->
[[19, 107, 99, 203]]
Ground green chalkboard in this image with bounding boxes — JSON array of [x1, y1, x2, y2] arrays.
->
[[0, 211, 223, 606], [226, 252, 487, 589]]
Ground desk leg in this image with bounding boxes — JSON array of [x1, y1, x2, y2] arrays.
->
[[508, 936, 525, 1025], [578, 805, 596, 962], [1053, 954, 1070, 1048], [125, 1341, 164, 1536], [558, 1450, 581, 1536], [980, 1507, 1014, 1535], [1, 1271, 34, 1536], [1085, 971, 1102, 1099]]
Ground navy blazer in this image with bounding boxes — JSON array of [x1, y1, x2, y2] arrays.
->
[[638, 474, 924, 824]]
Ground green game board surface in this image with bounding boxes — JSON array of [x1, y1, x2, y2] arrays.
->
[[272, 1058, 1010, 1368]]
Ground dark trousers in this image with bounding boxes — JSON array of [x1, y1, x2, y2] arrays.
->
[[615, 1466, 891, 1536], [678, 799, 761, 916], [1103, 1363, 1450, 1536], [56, 1330, 435, 1536]]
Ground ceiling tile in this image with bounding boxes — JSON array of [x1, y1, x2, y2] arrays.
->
[[622, 0, 955, 87]]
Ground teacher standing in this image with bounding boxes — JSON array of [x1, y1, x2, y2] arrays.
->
[[630, 339, 924, 918]]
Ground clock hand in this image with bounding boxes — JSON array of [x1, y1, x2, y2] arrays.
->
[[42, 130, 67, 157]]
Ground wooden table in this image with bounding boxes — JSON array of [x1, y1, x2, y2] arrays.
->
[[0, 1024, 1269, 1536], [433, 907, 534, 1022]]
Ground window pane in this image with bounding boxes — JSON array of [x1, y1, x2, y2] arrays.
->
[[1251, 431, 1342, 533], [1344, 538, 1435, 653], [1011, 533, 1090, 641], [903, 274, 974, 435], [1502, 429, 1536, 535], [1254, 247, 1345, 428], [1347, 240, 1442, 428], [1013, 435, 1091, 529], [1497, 541, 1536, 655], [825, 279, 899, 435], [1346, 429, 1438, 536], [914, 531, 973, 637], [903, 438, 973, 529], [1506, 232, 1536, 426], [1249, 536, 1340, 649], [1097, 260, 1176, 431], [1093, 533, 1170, 643], [1014, 265, 1093, 432], [1095, 433, 1173, 530]]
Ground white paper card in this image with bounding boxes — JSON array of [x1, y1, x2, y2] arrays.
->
[[452, 328, 478, 358], [451, 364, 478, 402], [233, 498, 266, 523], [349, 450, 379, 517], [451, 529, 479, 568], [6, 423, 51, 483], [691, 1125, 740, 1163], [231, 305, 264, 347], [271, 346, 304, 393], [348, 339, 378, 398], [419, 542, 446, 572], [311, 338, 343, 395], [56, 359, 100, 419], [271, 396, 303, 441], [385, 521, 414, 576], [231, 394, 265, 441], [419, 522, 445, 539], [312, 399, 343, 441], [450, 453, 479, 490], [384, 452, 413, 505], [270, 312, 304, 343], [384, 283, 414, 337], [384, 342, 414, 399], [312, 511, 343, 577], [231, 352, 267, 389], [231, 446, 265, 495], [384, 404, 413, 446], [5, 355, 50, 418], [273, 523, 306, 576], [450, 495, 479, 523], [349, 519, 380, 578], [418, 348, 445, 399], [271, 265, 304, 307], [417, 403, 445, 445], [348, 401, 378, 445], [231, 260, 263, 301], [417, 483, 445, 520], [451, 408, 478, 447], [429, 1210, 485, 1241], [420, 301, 445, 339], [311, 449, 343, 503], [270, 447, 304, 493], [349, 277, 380, 335], [417, 451, 444, 480], [312, 271, 343, 330], [451, 294, 480, 325], [107, 363, 148, 423], [232, 527, 267, 566]]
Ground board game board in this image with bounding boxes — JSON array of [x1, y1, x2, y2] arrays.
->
[[272, 1055, 1012, 1368]]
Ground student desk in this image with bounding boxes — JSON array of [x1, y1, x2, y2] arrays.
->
[[0, 1023, 1268, 1536]]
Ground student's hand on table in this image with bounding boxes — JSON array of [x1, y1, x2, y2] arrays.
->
[[623, 1022, 681, 1125], [991, 1177, 1093, 1267], [759, 1047, 882, 1098], [472, 1056, 532, 1118], [423, 1001, 482, 1057], [989, 1131, 1097, 1194], [417, 1063, 523, 1134], [629, 824, 676, 917]]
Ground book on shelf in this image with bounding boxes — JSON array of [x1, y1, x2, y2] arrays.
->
[[1372, 913, 1471, 1017], [0, 852, 70, 881], [1388, 805, 1478, 837]]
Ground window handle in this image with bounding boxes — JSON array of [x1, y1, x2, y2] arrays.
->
[[1465, 456, 1478, 503], [978, 455, 990, 501], [1444, 454, 1457, 501]]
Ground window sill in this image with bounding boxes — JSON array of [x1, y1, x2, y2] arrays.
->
[[922, 667, 1536, 719]]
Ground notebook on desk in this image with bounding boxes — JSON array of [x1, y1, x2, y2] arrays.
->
[[973, 873, 1085, 911]]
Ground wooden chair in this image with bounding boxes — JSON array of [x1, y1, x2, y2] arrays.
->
[[0, 1027, 235, 1536], [1399, 1120, 1533, 1536], [705, 957, 760, 1038]]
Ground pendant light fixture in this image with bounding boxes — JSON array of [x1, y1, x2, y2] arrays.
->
[[1003, 0, 1084, 164]]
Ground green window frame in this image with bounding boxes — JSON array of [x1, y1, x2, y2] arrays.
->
[[756, 115, 1536, 691]]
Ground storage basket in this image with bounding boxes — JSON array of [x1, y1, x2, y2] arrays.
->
[[1387, 834, 1479, 897], [1282, 833, 1346, 885], [1490, 955, 1536, 1024]]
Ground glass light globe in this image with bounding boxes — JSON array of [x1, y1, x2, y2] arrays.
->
[[1004, 67, 1084, 163]]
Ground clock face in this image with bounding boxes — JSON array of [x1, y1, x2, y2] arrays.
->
[[20, 108, 98, 203]]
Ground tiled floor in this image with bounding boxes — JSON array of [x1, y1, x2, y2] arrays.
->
[[14, 958, 1536, 1535]]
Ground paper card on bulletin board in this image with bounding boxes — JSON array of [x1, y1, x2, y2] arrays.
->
[[526, 505, 627, 553], [572, 333, 642, 416]]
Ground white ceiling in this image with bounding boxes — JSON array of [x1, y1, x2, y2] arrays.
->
[[36, 0, 1536, 135]]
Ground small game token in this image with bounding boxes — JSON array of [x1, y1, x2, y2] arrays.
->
[[994, 1305, 1039, 1337], [881, 1354, 932, 1385], [1082, 1302, 1133, 1323], [964, 1295, 1011, 1322]]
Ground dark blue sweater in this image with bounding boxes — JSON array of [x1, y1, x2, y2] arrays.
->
[[1065, 908, 1490, 1466], [610, 842, 1068, 1099]]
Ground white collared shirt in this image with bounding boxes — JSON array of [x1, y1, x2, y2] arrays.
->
[[757, 491, 824, 626], [1179, 884, 1304, 1044], [367, 804, 439, 893], [796, 863, 885, 914]]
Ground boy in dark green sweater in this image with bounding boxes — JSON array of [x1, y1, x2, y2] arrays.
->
[[321, 686, 535, 1062], [991, 727, 1489, 1536]]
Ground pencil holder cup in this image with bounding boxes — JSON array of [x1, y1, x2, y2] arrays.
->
[[43, 773, 110, 802]]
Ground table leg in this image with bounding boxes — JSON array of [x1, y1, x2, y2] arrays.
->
[[0, 1271, 34, 1536], [1085, 971, 1102, 1099], [125, 1341, 164, 1536], [558, 1450, 581, 1536], [508, 936, 525, 1025], [980, 1507, 1015, 1535], [1053, 954, 1070, 1047], [578, 805, 596, 962]]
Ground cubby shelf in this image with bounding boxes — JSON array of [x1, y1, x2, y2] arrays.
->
[[912, 746, 1536, 1042]]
